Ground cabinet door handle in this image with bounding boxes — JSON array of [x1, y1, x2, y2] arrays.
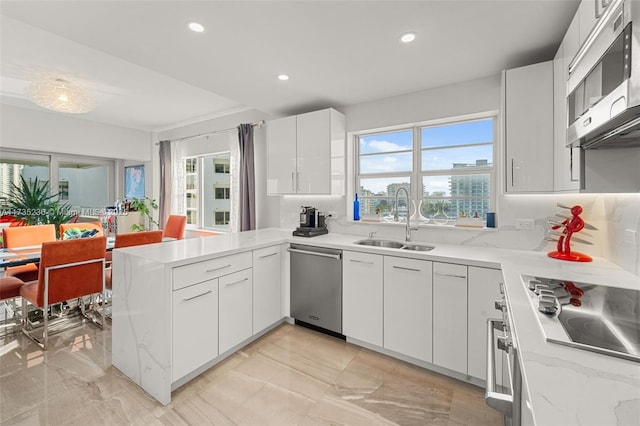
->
[[393, 265, 421, 272], [349, 259, 374, 265], [434, 272, 467, 279], [511, 158, 515, 187], [183, 290, 213, 301], [296, 172, 300, 192], [291, 172, 295, 192], [258, 252, 278, 259], [225, 277, 249, 287], [206, 264, 232, 273]]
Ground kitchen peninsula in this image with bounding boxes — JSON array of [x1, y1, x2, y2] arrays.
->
[[111, 228, 639, 425]]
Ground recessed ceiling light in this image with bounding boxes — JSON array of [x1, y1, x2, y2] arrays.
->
[[188, 22, 205, 33], [400, 32, 416, 43], [277, 74, 290, 81]]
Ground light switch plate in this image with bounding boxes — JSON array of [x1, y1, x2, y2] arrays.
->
[[516, 219, 535, 230], [624, 229, 638, 245]]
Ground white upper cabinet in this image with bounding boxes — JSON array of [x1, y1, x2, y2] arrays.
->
[[554, 5, 583, 192], [578, 0, 598, 46], [266, 115, 297, 194], [553, 40, 582, 191], [504, 61, 555, 192], [266, 108, 345, 195]]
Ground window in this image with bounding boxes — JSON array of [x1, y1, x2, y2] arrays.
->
[[183, 152, 232, 231], [214, 211, 230, 225], [356, 115, 494, 224], [0, 150, 114, 218], [214, 162, 230, 174], [214, 187, 230, 200]]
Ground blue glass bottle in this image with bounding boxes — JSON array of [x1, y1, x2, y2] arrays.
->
[[354, 194, 360, 221]]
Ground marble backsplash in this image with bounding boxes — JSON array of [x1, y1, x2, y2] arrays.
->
[[278, 193, 640, 276]]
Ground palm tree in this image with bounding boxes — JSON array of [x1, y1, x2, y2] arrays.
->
[[5, 175, 74, 236]]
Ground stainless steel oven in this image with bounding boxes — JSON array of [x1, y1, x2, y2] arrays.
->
[[485, 283, 522, 426]]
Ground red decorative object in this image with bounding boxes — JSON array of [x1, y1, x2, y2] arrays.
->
[[547, 205, 593, 262]]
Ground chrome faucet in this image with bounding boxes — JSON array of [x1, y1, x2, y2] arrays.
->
[[394, 187, 418, 242]]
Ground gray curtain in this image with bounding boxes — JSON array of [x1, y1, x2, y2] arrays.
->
[[158, 140, 172, 229], [238, 124, 256, 231]]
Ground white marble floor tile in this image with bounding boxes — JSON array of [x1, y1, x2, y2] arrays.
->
[[0, 321, 502, 426]]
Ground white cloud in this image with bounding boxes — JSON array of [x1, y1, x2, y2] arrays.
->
[[367, 139, 405, 152]]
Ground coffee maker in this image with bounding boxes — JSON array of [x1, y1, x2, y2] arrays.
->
[[293, 206, 328, 237]]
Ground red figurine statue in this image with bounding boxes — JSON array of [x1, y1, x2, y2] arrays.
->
[[548, 205, 592, 262]]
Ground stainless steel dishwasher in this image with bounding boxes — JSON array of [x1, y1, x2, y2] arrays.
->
[[288, 244, 343, 336]]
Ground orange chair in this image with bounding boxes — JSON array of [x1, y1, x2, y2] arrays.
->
[[2, 224, 57, 282], [0, 277, 25, 331], [20, 236, 107, 350], [164, 215, 187, 240], [105, 230, 163, 290], [60, 222, 104, 238]]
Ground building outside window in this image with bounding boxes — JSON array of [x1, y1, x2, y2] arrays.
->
[[183, 153, 231, 231], [356, 115, 494, 223]]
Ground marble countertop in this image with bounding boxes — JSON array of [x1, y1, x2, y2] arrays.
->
[[119, 228, 640, 425]]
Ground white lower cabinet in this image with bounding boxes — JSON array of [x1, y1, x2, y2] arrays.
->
[[342, 251, 383, 347], [172, 279, 218, 382], [432, 262, 468, 375], [253, 245, 282, 334], [467, 266, 504, 384], [218, 268, 253, 354], [384, 256, 433, 362]]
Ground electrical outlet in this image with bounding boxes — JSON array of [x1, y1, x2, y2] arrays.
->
[[515, 219, 535, 230], [624, 229, 638, 245]]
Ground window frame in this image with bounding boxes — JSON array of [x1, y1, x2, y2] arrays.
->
[[354, 112, 497, 224], [0, 149, 115, 215]]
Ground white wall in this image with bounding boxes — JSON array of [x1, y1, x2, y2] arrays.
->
[[343, 74, 501, 132], [0, 104, 152, 161]]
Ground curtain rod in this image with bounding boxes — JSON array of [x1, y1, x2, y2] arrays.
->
[[156, 120, 265, 145]]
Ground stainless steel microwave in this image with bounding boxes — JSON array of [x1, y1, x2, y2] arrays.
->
[[567, 0, 640, 149]]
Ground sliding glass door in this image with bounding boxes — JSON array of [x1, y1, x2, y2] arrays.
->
[[0, 150, 114, 219]]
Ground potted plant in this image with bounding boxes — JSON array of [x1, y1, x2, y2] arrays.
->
[[4, 176, 74, 237], [128, 197, 159, 231]]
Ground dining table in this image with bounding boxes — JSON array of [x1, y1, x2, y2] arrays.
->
[[0, 236, 175, 269], [0, 237, 116, 269]]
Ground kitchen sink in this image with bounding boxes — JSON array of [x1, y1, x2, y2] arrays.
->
[[401, 243, 435, 251], [354, 239, 405, 249], [354, 239, 435, 251]]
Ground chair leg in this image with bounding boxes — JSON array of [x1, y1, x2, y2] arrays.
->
[[21, 299, 46, 351], [43, 301, 48, 350]]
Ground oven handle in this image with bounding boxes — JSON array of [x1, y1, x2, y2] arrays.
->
[[287, 247, 342, 261], [485, 319, 513, 416]]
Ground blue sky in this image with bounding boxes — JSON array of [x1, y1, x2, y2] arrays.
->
[[359, 119, 493, 194]]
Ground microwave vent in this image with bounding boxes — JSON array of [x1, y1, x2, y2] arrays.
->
[[581, 115, 640, 149]]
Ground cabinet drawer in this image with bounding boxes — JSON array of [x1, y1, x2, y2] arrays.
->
[[172, 252, 252, 290], [433, 262, 467, 280]]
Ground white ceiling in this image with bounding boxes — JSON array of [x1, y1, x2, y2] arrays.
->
[[0, 0, 580, 132]]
